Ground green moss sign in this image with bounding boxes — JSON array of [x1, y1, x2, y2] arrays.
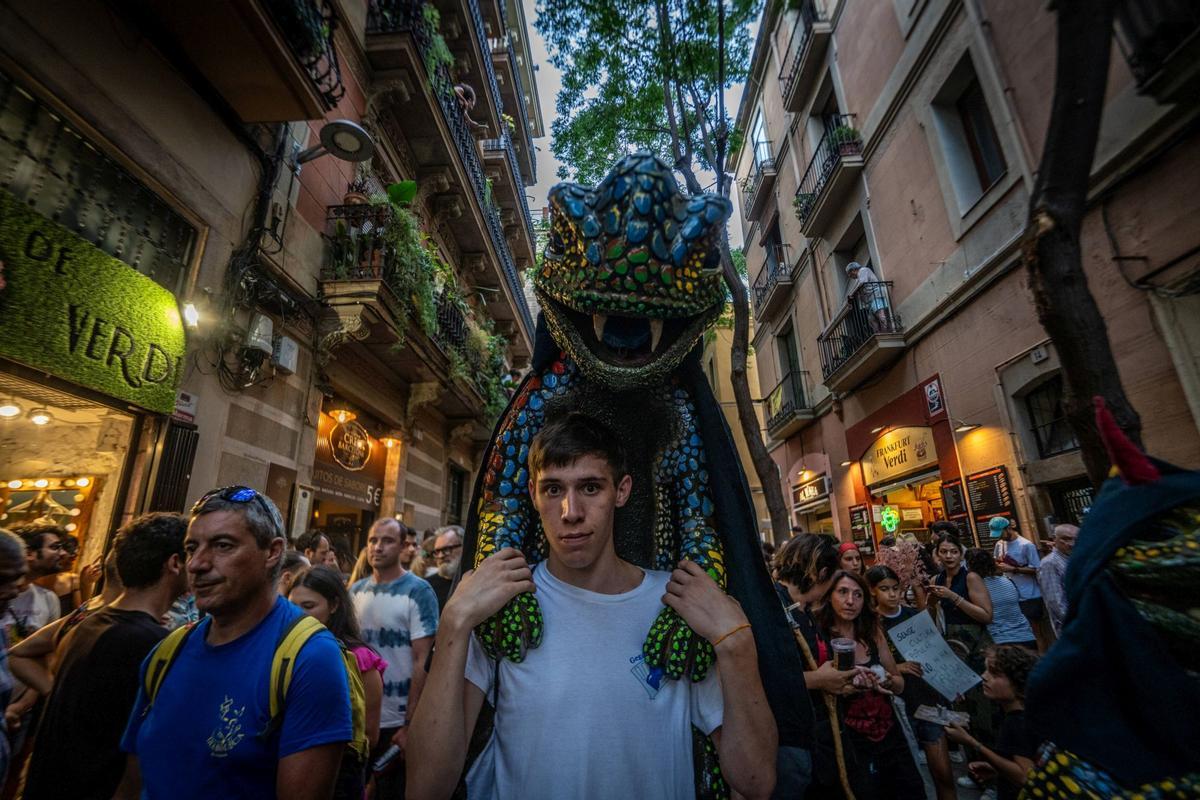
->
[[0, 189, 187, 414]]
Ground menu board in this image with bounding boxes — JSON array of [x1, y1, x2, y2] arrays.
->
[[967, 466, 1014, 518], [941, 478, 968, 519], [848, 504, 872, 536]]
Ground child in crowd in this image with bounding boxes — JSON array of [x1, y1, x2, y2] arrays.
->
[[288, 565, 386, 800], [868, 565, 956, 800], [946, 645, 1042, 800]]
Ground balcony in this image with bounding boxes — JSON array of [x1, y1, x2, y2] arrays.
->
[[319, 204, 488, 417], [1115, 0, 1200, 104], [364, 1, 534, 352], [491, 38, 538, 182], [481, 135, 537, 264], [817, 280, 905, 393], [794, 114, 864, 238], [780, 0, 832, 113], [129, 0, 344, 122], [741, 141, 778, 221], [752, 244, 798, 321], [766, 370, 815, 440]]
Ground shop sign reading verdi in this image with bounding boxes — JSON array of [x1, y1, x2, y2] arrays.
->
[[0, 190, 186, 414], [861, 425, 938, 487]]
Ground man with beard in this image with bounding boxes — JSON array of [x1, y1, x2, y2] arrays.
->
[[349, 518, 437, 799], [0, 528, 30, 786], [426, 526, 463, 611]]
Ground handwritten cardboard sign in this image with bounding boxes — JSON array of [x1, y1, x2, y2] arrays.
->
[[887, 612, 981, 701]]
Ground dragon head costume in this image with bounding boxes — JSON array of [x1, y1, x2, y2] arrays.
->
[[460, 153, 809, 797]]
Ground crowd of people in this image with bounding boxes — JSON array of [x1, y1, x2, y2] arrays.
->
[[0, 408, 1087, 799], [772, 517, 1078, 800]]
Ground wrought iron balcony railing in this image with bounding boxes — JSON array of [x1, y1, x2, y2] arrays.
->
[[778, 0, 825, 101], [323, 203, 401, 282], [766, 369, 810, 433], [751, 244, 793, 312], [464, 0, 507, 128], [816, 279, 902, 379], [482, 135, 536, 251], [364, 0, 534, 337], [435, 289, 469, 352], [794, 113, 862, 224], [505, 38, 537, 183], [263, 0, 345, 109], [742, 140, 776, 216]]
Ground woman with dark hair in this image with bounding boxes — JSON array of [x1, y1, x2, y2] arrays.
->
[[868, 565, 956, 800], [288, 565, 386, 800], [965, 549, 1036, 650], [928, 531, 993, 662], [772, 534, 859, 797], [816, 570, 924, 799]]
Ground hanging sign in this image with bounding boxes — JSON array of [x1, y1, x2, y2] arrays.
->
[[0, 189, 186, 413], [861, 426, 939, 487], [313, 411, 386, 510]]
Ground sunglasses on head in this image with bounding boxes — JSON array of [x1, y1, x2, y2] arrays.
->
[[192, 486, 274, 521]]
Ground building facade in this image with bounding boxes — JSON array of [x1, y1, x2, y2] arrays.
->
[[732, 0, 1200, 550], [0, 0, 543, 563]]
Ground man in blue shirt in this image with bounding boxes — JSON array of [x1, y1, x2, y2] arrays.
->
[[116, 487, 352, 800]]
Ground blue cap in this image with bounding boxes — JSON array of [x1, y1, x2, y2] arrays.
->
[[988, 516, 1011, 537]]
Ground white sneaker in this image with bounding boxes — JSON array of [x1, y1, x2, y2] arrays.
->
[[950, 748, 966, 763]]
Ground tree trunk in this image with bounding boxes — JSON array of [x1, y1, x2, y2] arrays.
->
[[1024, 0, 1141, 487], [720, 240, 793, 543]]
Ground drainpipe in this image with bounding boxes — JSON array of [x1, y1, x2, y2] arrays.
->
[[963, 0, 1037, 190]]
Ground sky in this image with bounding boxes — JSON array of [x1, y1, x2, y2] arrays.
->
[[520, 0, 752, 247]]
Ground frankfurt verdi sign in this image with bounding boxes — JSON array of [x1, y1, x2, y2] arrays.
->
[[861, 426, 938, 487], [0, 189, 186, 413]]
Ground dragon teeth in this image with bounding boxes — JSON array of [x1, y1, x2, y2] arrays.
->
[[593, 314, 608, 341], [650, 319, 664, 352]]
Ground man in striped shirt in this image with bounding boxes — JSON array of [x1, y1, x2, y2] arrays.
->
[[350, 519, 438, 798]]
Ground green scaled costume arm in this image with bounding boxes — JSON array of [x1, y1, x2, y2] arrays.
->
[[644, 384, 725, 682], [472, 357, 578, 662]]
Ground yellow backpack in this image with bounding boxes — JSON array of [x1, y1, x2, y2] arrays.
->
[[143, 614, 370, 761]]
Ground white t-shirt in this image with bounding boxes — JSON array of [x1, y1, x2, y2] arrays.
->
[[350, 572, 439, 727], [993, 535, 1042, 600], [465, 565, 724, 800]]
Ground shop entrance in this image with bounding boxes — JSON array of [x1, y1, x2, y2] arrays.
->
[[868, 469, 946, 546], [0, 365, 137, 567]]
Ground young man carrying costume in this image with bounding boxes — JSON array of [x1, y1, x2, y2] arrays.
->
[[407, 412, 777, 799]]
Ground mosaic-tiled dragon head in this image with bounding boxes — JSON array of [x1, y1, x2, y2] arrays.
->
[[536, 153, 732, 387]]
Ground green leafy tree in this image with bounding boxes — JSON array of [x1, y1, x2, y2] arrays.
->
[[537, 0, 794, 542]]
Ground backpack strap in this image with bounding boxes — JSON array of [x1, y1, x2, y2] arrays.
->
[[268, 614, 325, 721], [144, 624, 196, 703]]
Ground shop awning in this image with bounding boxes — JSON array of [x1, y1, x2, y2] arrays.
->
[[867, 468, 942, 497]]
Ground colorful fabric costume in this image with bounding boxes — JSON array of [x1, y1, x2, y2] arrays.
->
[[1023, 399, 1200, 797]]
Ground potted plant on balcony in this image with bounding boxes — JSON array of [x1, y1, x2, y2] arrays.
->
[[830, 124, 861, 157], [793, 192, 815, 221]]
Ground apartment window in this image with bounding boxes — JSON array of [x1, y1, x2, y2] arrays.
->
[[445, 464, 468, 525], [1025, 375, 1079, 459], [931, 55, 1008, 214], [956, 80, 1006, 193]]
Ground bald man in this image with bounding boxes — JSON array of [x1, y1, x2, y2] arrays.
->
[[1038, 524, 1078, 637]]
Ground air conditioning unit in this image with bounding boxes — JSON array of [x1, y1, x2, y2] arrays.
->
[[245, 313, 274, 355]]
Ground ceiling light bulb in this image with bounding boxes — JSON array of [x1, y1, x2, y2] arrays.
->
[[34, 479, 49, 488], [76, 477, 90, 487], [28, 408, 52, 425], [65, 523, 77, 532], [183, 303, 200, 329], [6, 480, 21, 490], [0, 402, 20, 418], [330, 408, 356, 424], [870, 425, 885, 434]]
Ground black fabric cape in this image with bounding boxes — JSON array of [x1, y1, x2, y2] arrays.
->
[[1025, 459, 1200, 785], [459, 317, 814, 749]]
